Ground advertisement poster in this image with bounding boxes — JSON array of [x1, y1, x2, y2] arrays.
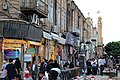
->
[[24, 54, 32, 62], [4, 49, 21, 60]]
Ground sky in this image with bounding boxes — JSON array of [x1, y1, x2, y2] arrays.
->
[[74, 0, 120, 45]]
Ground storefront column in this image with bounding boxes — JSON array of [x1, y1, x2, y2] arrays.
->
[[36, 46, 41, 63], [45, 40, 50, 60], [21, 44, 25, 78], [0, 42, 2, 69], [54, 41, 58, 60]]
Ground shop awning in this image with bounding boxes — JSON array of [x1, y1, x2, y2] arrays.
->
[[3, 39, 26, 44], [43, 31, 52, 40], [28, 41, 42, 46], [58, 37, 66, 45], [51, 33, 59, 41]]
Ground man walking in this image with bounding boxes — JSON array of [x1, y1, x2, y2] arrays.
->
[[98, 57, 106, 75], [31, 61, 38, 80]]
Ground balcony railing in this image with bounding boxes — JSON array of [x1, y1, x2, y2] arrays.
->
[[21, 0, 48, 18]]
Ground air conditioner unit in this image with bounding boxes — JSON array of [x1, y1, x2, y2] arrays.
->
[[32, 14, 38, 24], [2, 2, 8, 10], [52, 25, 58, 33]]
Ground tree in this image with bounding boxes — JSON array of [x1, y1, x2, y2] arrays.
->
[[105, 41, 120, 57]]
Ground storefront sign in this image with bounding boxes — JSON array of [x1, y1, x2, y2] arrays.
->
[[51, 33, 59, 41], [66, 32, 79, 47], [28, 48, 36, 53], [66, 32, 74, 46], [3, 22, 28, 39], [1, 21, 43, 42], [24, 54, 32, 62], [4, 49, 21, 59], [27, 25, 43, 42], [43, 31, 52, 40]]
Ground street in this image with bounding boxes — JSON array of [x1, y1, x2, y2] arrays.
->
[[85, 71, 120, 80], [75, 71, 120, 80]]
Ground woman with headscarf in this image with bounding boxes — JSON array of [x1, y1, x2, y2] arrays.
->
[[14, 58, 22, 80]]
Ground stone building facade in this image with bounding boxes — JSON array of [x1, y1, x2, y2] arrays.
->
[[0, 0, 101, 69]]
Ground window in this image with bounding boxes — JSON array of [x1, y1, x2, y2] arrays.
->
[[72, 11, 75, 31], [57, 4, 60, 27], [62, 9, 66, 31], [48, 0, 53, 23]]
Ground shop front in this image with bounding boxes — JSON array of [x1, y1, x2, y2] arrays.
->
[[42, 31, 52, 60], [26, 41, 43, 64], [58, 36, 66, 64], [0, 39, 27, 68], [2, 39, 26, 60], [0, 20, 43, 69], [50, 33, 60, 60], [66, 32, 79, 63]]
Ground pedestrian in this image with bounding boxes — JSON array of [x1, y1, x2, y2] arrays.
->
[[69, 62, 74, 68], [63, 61, 70, 69], [0, 60, 7, 80], [91, 58, 98, 75], [14, 58, 22, 80], [46, 59, 54, 73], [107, 56, 113, 69], [49, 68, 61, 80], [24, 68, 30, 80], [31, 61, 38, 80], [98, 57, 106, 75], [5, 58, 18, 80], [54, 60, 60, 68], [38, 71, 48, 80], [86, 59, 92, 75], [40, 58, 47, 74]]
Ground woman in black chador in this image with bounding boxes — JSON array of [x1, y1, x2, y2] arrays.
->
[[14, 58, 22, 80]]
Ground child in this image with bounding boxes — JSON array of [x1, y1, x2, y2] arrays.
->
[[38, 71, 48, 80]]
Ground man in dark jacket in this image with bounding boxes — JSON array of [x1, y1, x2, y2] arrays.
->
[[31, 61, 38, 80]]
